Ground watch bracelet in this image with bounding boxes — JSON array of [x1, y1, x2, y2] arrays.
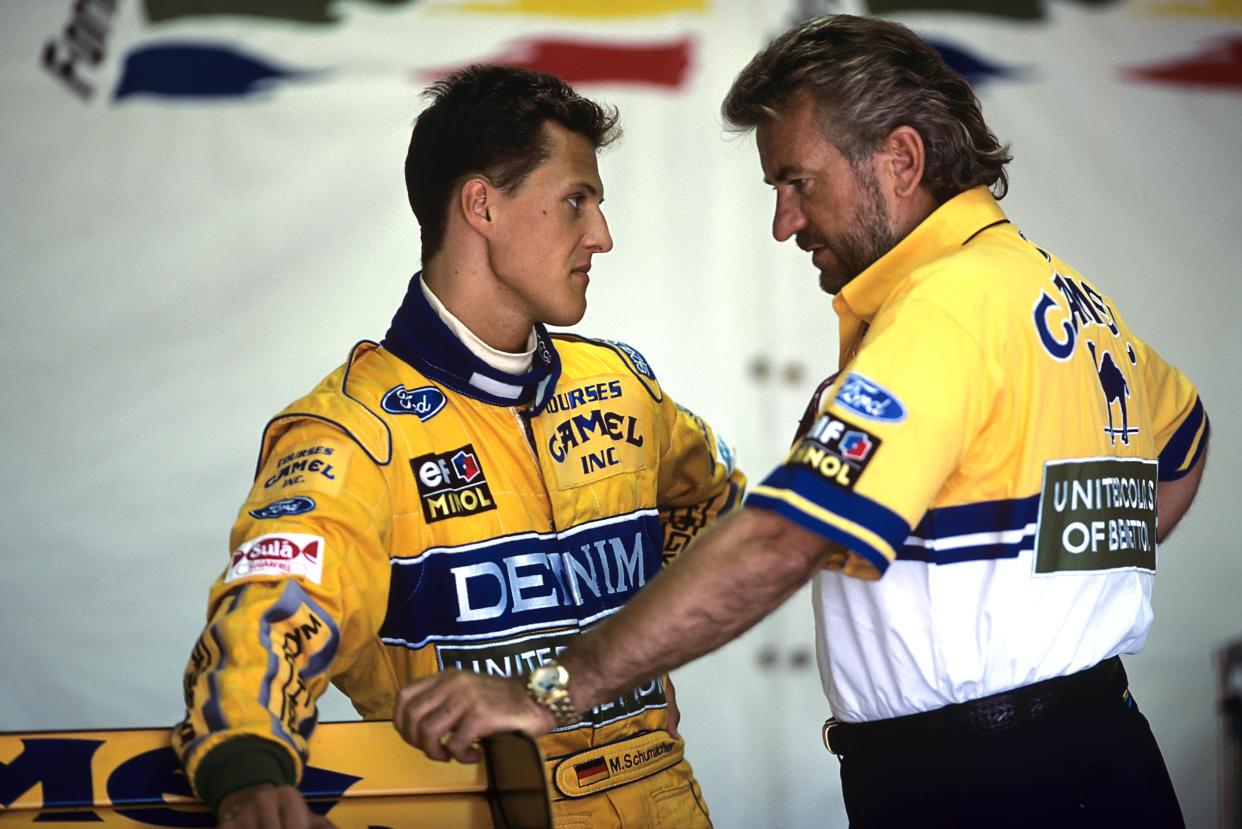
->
[[529, 686, 583, 727]]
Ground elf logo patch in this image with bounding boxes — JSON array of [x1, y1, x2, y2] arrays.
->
[[788, 414, 881, 491], [411, 444, 496, 523]]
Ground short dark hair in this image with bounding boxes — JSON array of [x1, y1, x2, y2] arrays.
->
[[722, 14, 1011, 203], [406, 65, 620, 263]]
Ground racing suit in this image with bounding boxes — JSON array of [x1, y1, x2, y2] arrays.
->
[[173, 274, 744, 826]]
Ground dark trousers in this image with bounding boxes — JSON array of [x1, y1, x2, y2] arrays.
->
[[834, 663, 1185, 828]]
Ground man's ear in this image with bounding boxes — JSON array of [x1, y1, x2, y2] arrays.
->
[[882, 126, 925, 198], [460, 177, 493, 236]]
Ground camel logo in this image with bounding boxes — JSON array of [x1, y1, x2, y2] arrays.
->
[[1086, 339, 1139, 445]]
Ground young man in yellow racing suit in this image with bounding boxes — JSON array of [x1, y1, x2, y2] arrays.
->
[[172, 65, 743, 828]]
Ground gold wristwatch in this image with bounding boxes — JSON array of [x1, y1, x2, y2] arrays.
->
[[526, 661, 583, 727]]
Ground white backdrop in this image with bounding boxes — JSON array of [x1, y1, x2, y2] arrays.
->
[[3, 1, 1240, 827]]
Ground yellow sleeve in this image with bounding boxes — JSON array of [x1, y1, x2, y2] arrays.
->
[[172, 419, 393, 803], [1131, 334, 1209, 480], [655, 398, 746, 564]]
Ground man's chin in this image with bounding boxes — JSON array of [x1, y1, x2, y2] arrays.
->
[[547, 304, 588, 328], [818, 269, 851, 296]]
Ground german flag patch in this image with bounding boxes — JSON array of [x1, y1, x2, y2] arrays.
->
[[574, 756, 610, 787]]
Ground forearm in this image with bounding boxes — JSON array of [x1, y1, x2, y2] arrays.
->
[[561, 506, 832, 710], [1157, 425, 1208, 542]]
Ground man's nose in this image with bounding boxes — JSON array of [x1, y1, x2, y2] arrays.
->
[[772, 193, 806, 242], [587, 209, 613, 253]]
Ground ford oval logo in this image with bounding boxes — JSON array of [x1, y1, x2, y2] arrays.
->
[[601, 339, 655, 379], [835, 373, 907, 423], [381, 385, 447, 420], [249, 496, 317, 519]]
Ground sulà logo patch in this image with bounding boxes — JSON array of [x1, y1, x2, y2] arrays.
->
[[410, 444, 496, 523], [787, 414, 881, 491], [249, 495, 316, 519], [834, 373, 907, 423], [381, 385, 447, 421], [226, 533, 325, 584]]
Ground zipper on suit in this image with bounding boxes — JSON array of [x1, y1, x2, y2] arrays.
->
[[515, 406, 555, 531]]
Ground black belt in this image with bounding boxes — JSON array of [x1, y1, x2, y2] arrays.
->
[[822, 656, 1130, 757]]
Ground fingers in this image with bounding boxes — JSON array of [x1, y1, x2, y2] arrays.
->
[[393, 671, 486, 763], [216, 783, 277, 828], [216, 783, 329, 829], [392, 670, 555, 764]]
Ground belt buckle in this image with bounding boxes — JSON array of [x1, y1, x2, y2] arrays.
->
[[822, 717, 840, 755]]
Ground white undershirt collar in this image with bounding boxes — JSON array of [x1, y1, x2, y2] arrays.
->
[[419, 277, 536, 375]]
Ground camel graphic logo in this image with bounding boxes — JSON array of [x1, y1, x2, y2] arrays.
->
[[1086, 339, 1139, 445]]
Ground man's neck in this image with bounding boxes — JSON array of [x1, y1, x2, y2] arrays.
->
[[419, 272, 535, 374], [422, 258, 533, 353]]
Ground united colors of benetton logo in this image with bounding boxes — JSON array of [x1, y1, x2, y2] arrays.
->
[[1034, 457, 1157, 575], [834, 373, 907, 422], [410, 444, 496, 523], [381, 385, 447, 421]]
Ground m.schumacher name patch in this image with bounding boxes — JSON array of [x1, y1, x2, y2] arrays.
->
[[786, 413, 880, 491]]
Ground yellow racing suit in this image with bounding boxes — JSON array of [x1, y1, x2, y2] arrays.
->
[[173, 275, 743, 826]]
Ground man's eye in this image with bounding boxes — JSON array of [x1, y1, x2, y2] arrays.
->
[[567, 195, 583, 209]]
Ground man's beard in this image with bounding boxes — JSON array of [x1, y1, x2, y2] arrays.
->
[[815, 167, 900, 295]]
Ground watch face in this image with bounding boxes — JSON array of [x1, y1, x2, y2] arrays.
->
[[530, 663, 566, 695]]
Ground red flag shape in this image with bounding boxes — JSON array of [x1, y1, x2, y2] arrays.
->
[[421, 36, 693, 88], [1121, 35, 1242, 89]]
